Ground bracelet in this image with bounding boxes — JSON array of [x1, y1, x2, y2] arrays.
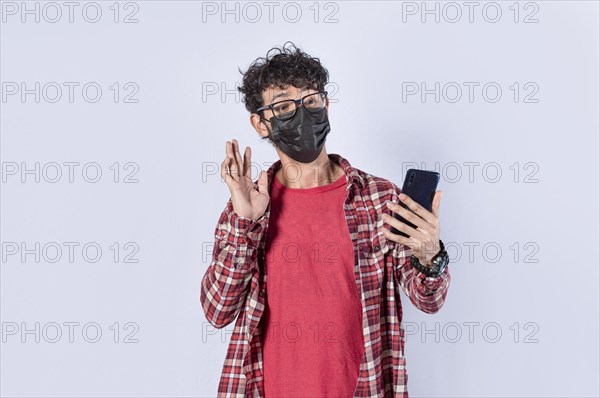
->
[[409, 240, 446, 277]]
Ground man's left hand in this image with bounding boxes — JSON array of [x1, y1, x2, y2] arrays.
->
[[382, 190, 442, 267]]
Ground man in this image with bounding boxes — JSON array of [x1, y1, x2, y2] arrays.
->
[[200, 41, 451, 397]]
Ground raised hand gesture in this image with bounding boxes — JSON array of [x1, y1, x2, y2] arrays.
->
[[221, 139, 269, 221]]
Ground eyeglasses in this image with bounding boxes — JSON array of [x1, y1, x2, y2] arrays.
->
[[257, 91, 328, 121]]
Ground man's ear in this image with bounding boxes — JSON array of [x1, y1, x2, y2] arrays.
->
[[250, 113, 270, 139]]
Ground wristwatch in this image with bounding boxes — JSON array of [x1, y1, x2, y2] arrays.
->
[[410, 239, 449, 278]]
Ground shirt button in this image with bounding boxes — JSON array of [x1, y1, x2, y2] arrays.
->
[[362, 246, 371, 257], [259, 290, 265, 297], [374, 245, 380, 252]]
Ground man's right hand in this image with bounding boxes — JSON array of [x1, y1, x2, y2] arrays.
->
[[221, 138, 270, 221]]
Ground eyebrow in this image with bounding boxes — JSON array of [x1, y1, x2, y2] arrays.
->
[[271, 91, 290, 102], [269, 88, 318, 103]]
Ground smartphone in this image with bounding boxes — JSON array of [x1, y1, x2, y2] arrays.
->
[[390, 169, 440, 238]]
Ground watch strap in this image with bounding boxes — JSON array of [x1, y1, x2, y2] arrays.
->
[[410, 239, 448, 277]]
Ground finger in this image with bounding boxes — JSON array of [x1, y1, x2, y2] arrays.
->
[[398, 193, 437, 224], [257, 170, 269, 196], [388, 230, 422, 253], [225, 140, 232, 158], [224, 140, 238, 179], [432, 190, 442, 218], [221, 157, 234, 184], [387, 201, 430, 230], [382, 228, 417, 249], [382, 213, 427, 242], [243, 146, 251, 178], [224, 140, 235, 178], [220, 157, 227, 179], [231, 139, 243, 179]]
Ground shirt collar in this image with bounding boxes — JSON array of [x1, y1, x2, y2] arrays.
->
[[265, 153, 365, 191]]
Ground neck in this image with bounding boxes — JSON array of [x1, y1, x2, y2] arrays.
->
[[275, 150, 342, 189]]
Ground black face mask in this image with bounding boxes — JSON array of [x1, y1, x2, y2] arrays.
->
[[265, 106, 331, 163]]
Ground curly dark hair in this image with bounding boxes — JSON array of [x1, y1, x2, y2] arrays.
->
[[237, 41, 329, 115]]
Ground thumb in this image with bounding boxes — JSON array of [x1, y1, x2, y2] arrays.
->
[[432, 190, 442, 218], [257, 171, 269, 196]]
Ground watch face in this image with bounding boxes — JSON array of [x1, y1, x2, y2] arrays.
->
[[432, 251, 449, 274]]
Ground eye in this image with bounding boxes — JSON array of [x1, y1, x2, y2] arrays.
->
[[273, 104, 288, 113]]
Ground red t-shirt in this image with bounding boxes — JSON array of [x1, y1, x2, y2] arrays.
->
[[260, 172, 364, 397]]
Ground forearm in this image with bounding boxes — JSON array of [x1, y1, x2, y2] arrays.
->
[[200, 200, 266, 328], [392, 245, 451, 314]]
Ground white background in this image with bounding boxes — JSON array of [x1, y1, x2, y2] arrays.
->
[[1, 1, 599, 397]]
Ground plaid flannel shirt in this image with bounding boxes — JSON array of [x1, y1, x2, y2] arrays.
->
[[200, 153, 451, 397]]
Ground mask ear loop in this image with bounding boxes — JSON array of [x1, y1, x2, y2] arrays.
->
[[256, 108, 270, 125], [258, 113, 277, 142]]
